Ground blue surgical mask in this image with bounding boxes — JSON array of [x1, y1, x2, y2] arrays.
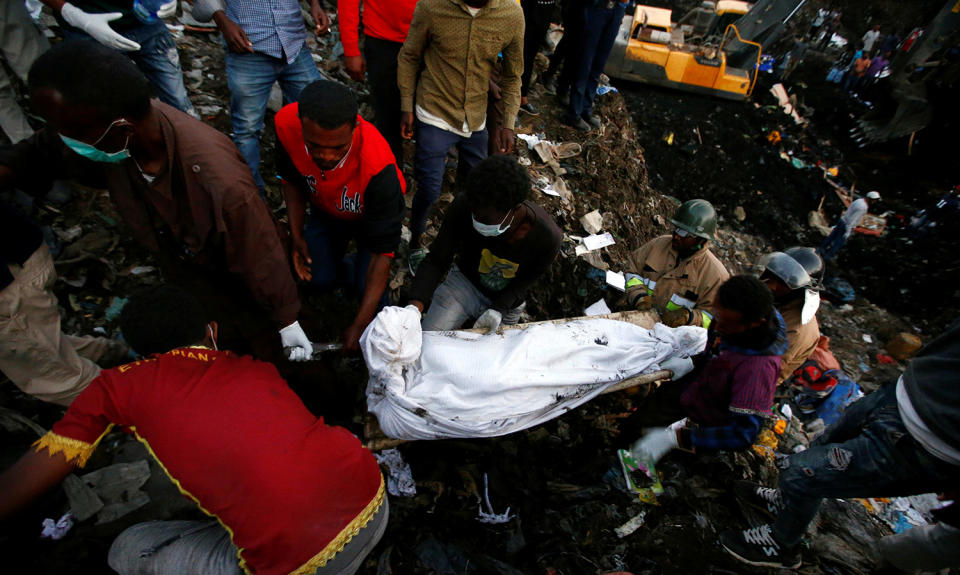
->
[[472, 210, 514, 237], [59, 119, 131, 164]]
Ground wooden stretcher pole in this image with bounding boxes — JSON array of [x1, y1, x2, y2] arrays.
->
[[363, 310, 675, 449]]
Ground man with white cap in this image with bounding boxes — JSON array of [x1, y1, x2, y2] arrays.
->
[[819, 190, 880, 261]]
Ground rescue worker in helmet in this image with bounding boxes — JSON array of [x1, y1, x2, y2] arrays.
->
[[624, 199, 730, 328], [758, 248, 823, 384]]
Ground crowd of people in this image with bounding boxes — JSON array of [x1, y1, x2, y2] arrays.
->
[[0, 1, 957, 574]]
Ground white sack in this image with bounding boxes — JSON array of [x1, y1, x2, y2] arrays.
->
[[361, 306, 707, 440]]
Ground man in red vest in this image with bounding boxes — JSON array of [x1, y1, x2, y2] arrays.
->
[[274, 80, 406, 351]]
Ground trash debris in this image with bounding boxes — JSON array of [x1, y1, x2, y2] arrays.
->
[[861, 334, 873, 343], [582, 232, 616, 252], [616, 449, 663, 505], [476, 473, 514, 524], [374, 448, 417, 498], [614, 511, 647, 538], [584, 299, 612, 317], [71, 460, 151, 524], [580, 210, 604, 235], [885, 332, 923, 360], [605, 270, 626, 291], [126, 265, 156, 276], [104, 297, 129, 322], [40, 512, 74, 540], [768, 83, 805, 125], [55, 225, 83, 242], [752, 429, 779, 460]]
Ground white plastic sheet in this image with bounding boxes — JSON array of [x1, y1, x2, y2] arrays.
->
[[361, 306, 707, 440]]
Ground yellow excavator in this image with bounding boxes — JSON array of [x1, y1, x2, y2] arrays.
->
[[604, 0, 805, 100]]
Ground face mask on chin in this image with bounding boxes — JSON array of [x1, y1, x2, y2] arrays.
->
[[59, 119, 131, 164], [472, 210, 514, 237]]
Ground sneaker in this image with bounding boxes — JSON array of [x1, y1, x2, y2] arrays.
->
[[582, 114, 602, 128], [408, 247, 428, 276], [558, 91, 570, 107], [519, 102, 539, 116], [720, 524, 800, 569], [733, 480, 784, 519], [562, 116, 591, 132]]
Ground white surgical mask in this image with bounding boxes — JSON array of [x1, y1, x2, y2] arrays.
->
[[472, 210, 513, 237]]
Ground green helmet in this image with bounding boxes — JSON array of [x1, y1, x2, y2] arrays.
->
[[670, 199, 718, 242]]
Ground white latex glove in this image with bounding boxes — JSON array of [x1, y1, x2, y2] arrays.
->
[[61, 3, 141, 52], [666, 417, 688, 433], [630, 427, 679, 465], [279, 321, 313, 361], [661, 355, 694, 380], [473, 309, 502, 334], [157, 0, 178, 19]]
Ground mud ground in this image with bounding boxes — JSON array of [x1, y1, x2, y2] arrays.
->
[[1, 3, 955, 574]]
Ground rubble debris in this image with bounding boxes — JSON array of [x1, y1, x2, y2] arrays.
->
[[39, 513, 74, 540], [885, 332, 923, 360], [374, 448, 417, 498]]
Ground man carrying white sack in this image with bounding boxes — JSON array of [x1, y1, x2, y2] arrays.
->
[[408, 155, 562, 332], [623, 275, 787, 463]]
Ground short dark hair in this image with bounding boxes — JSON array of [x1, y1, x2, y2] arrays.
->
[[716, 275, 774, 324], [120, 285, 208, 356], [28, 40, 153, 122], [465, 155, 530, 212], [298, 79, 358, 129]]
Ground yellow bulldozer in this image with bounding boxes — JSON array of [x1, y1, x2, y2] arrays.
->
[[604, 0, 805, 100]]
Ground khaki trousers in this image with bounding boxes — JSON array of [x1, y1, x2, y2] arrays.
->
[[0, 244, 118, 405]]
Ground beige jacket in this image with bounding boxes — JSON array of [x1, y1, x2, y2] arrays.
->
[[625, 235, 730, 327], [397, 0, 524, 130], [777, 296, 821, 384]]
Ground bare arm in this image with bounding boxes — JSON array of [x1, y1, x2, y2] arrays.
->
[[0, 449, 75, 520], [281, 179, 312, 282], [342, 253, 391, 352]]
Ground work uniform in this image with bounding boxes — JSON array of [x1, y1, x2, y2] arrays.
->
[[777, 296, 820, 385], [274, 105, 405, 293], [625, 235, 730, 328], [34, 349, 386, 575]]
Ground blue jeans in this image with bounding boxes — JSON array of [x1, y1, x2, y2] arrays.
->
[[818, 219, 847, 260], [410, 121, 487, 246], [567, 2, 626, 120], [422, 265, 524, 331], [772, 383, 960, 547], [302, 214, 388, 307], [225, 45, 321, 191], [65, 22, 195, 116]]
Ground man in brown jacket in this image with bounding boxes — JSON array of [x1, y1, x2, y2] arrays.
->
[[759, 248, 823, 384], [625, 199, 729, 329], [0, 41, 313, 363], [398, 0, 524, 259]]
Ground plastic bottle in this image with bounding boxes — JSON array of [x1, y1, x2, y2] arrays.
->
[[132, 0, 166, 24]]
